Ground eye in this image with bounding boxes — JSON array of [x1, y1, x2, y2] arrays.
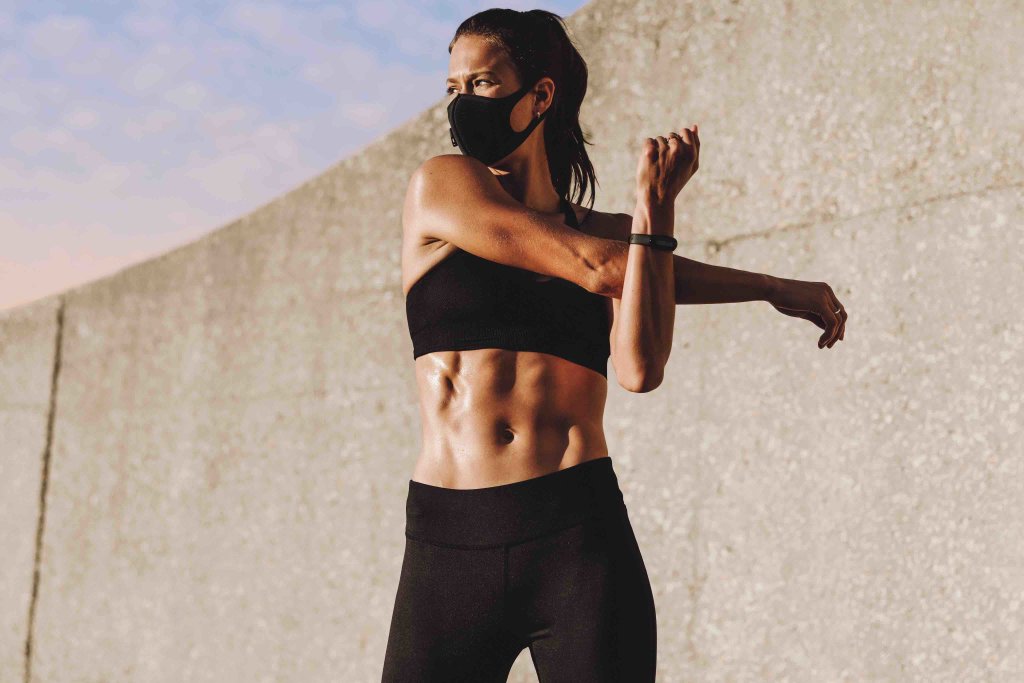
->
[[446, 79, 493, 95]]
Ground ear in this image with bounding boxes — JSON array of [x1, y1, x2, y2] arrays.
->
[[534, 76, 556, 116]]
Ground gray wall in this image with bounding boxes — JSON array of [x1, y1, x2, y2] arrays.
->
[[2, 1, 1022, 681]]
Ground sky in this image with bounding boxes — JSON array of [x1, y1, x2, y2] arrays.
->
[[0, 0, 587, 312]]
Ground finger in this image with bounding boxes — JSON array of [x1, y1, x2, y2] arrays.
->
[[827, 296, 846, 347], [643, 137, 658, 159], [666, 132, 682, 148], [819, 306, 840, 349], [824, 298, 838, 348], [687, 125, 699, 169], [828, 321, 841, 347], [827, 308, 843, 347], [824, 315, 839, 348], [656, 135, 668, 151]]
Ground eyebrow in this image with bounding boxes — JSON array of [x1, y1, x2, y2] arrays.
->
[[445, 70, 498, 84]]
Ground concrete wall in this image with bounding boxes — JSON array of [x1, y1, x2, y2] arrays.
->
[[2, 0, 1022, 681]]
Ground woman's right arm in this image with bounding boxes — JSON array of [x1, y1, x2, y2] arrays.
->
[[608, 126, 700, 392], [404, 154, 611, 294]]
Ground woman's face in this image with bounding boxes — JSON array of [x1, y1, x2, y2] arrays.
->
[[446, 34, 535, 134]]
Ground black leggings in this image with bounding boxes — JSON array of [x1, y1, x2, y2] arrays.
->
[[381, 456, 657, 682]]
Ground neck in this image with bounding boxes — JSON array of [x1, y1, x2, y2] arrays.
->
[[489, 135, 562, 215]]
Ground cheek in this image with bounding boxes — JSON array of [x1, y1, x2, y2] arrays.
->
[[509, 98, 534, 133]]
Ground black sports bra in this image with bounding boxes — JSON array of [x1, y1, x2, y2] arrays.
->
[[405, 196, 610, 377]]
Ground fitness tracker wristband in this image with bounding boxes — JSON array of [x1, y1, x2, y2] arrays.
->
[[628, 233, 678, 251]]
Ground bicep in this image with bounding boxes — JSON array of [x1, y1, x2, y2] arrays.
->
[[406, 155, 604, 292]]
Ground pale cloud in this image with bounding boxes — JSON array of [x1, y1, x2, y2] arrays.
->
[[25, 14, 93, 59], [126, 61, 169, 92], [353, 2, 399, 30], [350, 1, 453, 59], [10, 125, 76, 156], [183, 150, 274, 203], [0, 49, 24, 76], [122, 108, 178, 139], [340, 101, 390, 129], [64, 106, 101, 130], [121, 13, 174, 39], [203, 104, 254, 131], [223, 2, 349, 54], [161, 80, 209, 110], [0, 89, 34, 115], [120, 42, 199, 95], [64, 41, 123, 77]]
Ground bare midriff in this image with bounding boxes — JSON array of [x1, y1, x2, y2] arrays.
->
[[410, 347, 610, 489]]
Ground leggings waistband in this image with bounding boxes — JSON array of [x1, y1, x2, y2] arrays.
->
[[405, 456, 626, 548]]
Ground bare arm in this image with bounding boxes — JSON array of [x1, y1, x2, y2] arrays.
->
[[607, 199, 675, 392], [596, 222, 847, 350], [604, 128, 699, 393], [405, 154, 607, 293], [593, 212, 775, 304], [671, 255, 776, 304]]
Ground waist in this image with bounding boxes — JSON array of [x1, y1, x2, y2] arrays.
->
[[404, 456, 626, 548]]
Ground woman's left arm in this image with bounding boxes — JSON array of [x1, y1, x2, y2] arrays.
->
[[595, 242, 847, 349], [670, 254, 774, 305], [670, 256, 846, 348]]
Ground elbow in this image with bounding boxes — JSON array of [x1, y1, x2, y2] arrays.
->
[[617, 364, 665, 393]]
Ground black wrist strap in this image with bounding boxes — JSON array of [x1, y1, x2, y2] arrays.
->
[[629, 233, 678, 251]]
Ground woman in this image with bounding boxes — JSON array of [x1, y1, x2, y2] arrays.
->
[[383, 9, 846, 683]]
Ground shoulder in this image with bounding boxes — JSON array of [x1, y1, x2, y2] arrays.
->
[[404, 155, 491, 243], [408, 154, 492, 193], [404, 154, 501, 219], [415, 153, 474, 172]]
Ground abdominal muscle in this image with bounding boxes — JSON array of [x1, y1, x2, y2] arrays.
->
[[410, 347, 610, 489]]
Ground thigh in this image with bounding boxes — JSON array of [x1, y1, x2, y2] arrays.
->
[[381, 535, 522, 683], [517, 508, 657, 683]]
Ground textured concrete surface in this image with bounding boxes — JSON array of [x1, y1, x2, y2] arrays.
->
[[1, 0, 1022, 681], [0, 298, 60, 683]]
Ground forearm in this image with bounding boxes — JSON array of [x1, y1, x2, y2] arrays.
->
[[672, 255, 777, 304], [608, 199, 676, 391]]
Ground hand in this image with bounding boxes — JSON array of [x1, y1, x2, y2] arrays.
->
[[635, 123, 699, 207], [767, 276, 847, 349]]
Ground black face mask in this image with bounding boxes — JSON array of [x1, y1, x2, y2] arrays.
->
[[447, 81, 548, 165]]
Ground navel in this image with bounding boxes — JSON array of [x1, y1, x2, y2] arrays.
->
[[497, 422, 516, 444]]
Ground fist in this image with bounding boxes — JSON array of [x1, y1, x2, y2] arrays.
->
[[635, 124, 700, 205]]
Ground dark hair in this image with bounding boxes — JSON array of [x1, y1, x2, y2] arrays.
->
[[449, 8, 597, 223]]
